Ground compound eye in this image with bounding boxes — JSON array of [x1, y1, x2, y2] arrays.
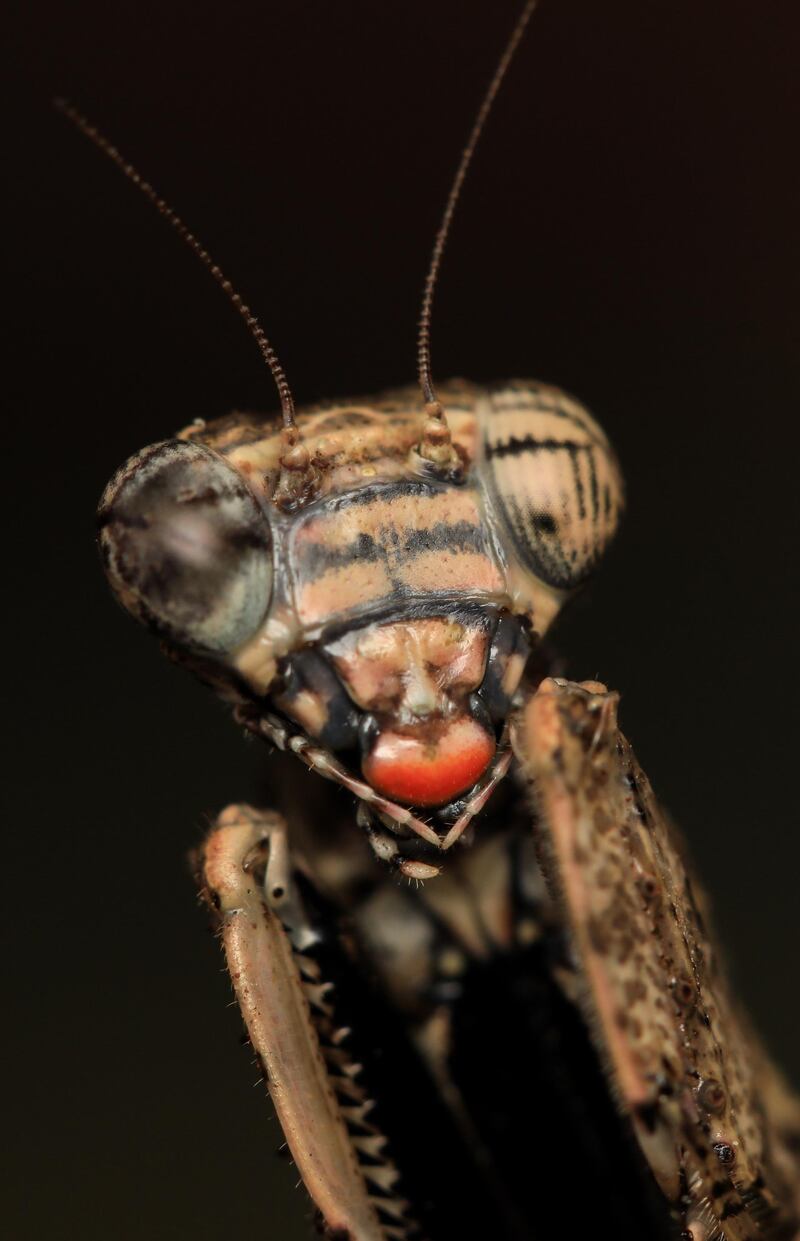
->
[[481, 384, 624, 591], [98, 440, 272, 653]]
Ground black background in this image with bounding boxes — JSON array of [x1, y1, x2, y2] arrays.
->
[[5, 2, 800, 1237]]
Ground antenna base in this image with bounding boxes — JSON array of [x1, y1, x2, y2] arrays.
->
[[415, 401, 461, 471], [273, 430, 320, 511]]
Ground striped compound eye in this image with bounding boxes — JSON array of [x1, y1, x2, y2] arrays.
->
[[480, 383, 624, 594], [98, 440, 272, 654]]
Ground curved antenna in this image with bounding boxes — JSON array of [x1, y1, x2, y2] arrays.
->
[[416, 1, 537, 409], [55, 98, 297, 434]]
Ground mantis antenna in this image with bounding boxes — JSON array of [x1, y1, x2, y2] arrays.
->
[[416, 1, 537, 417], [54, 97, 298, 438]]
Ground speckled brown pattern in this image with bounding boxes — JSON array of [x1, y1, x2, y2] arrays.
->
[[515, 678, 800, 1240]]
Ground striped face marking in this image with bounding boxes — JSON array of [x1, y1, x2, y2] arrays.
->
[[289, 480, 505, 628]]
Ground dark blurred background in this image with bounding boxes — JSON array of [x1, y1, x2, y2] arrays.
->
[[4, 1, 800, 1237]]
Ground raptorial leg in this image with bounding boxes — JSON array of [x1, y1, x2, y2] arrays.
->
[[197, 804, 419, 1241]]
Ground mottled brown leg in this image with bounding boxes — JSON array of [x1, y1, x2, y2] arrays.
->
[[511, 677, 800, 1241]]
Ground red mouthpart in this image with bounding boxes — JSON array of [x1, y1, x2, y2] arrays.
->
[[362, 716, 495, 807]]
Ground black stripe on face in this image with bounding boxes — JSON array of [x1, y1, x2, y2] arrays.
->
[[319, 599, 497, 644], [297, 519, 488, 580], [400, 521, 486, 560], [322, 478, 447, 512]]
